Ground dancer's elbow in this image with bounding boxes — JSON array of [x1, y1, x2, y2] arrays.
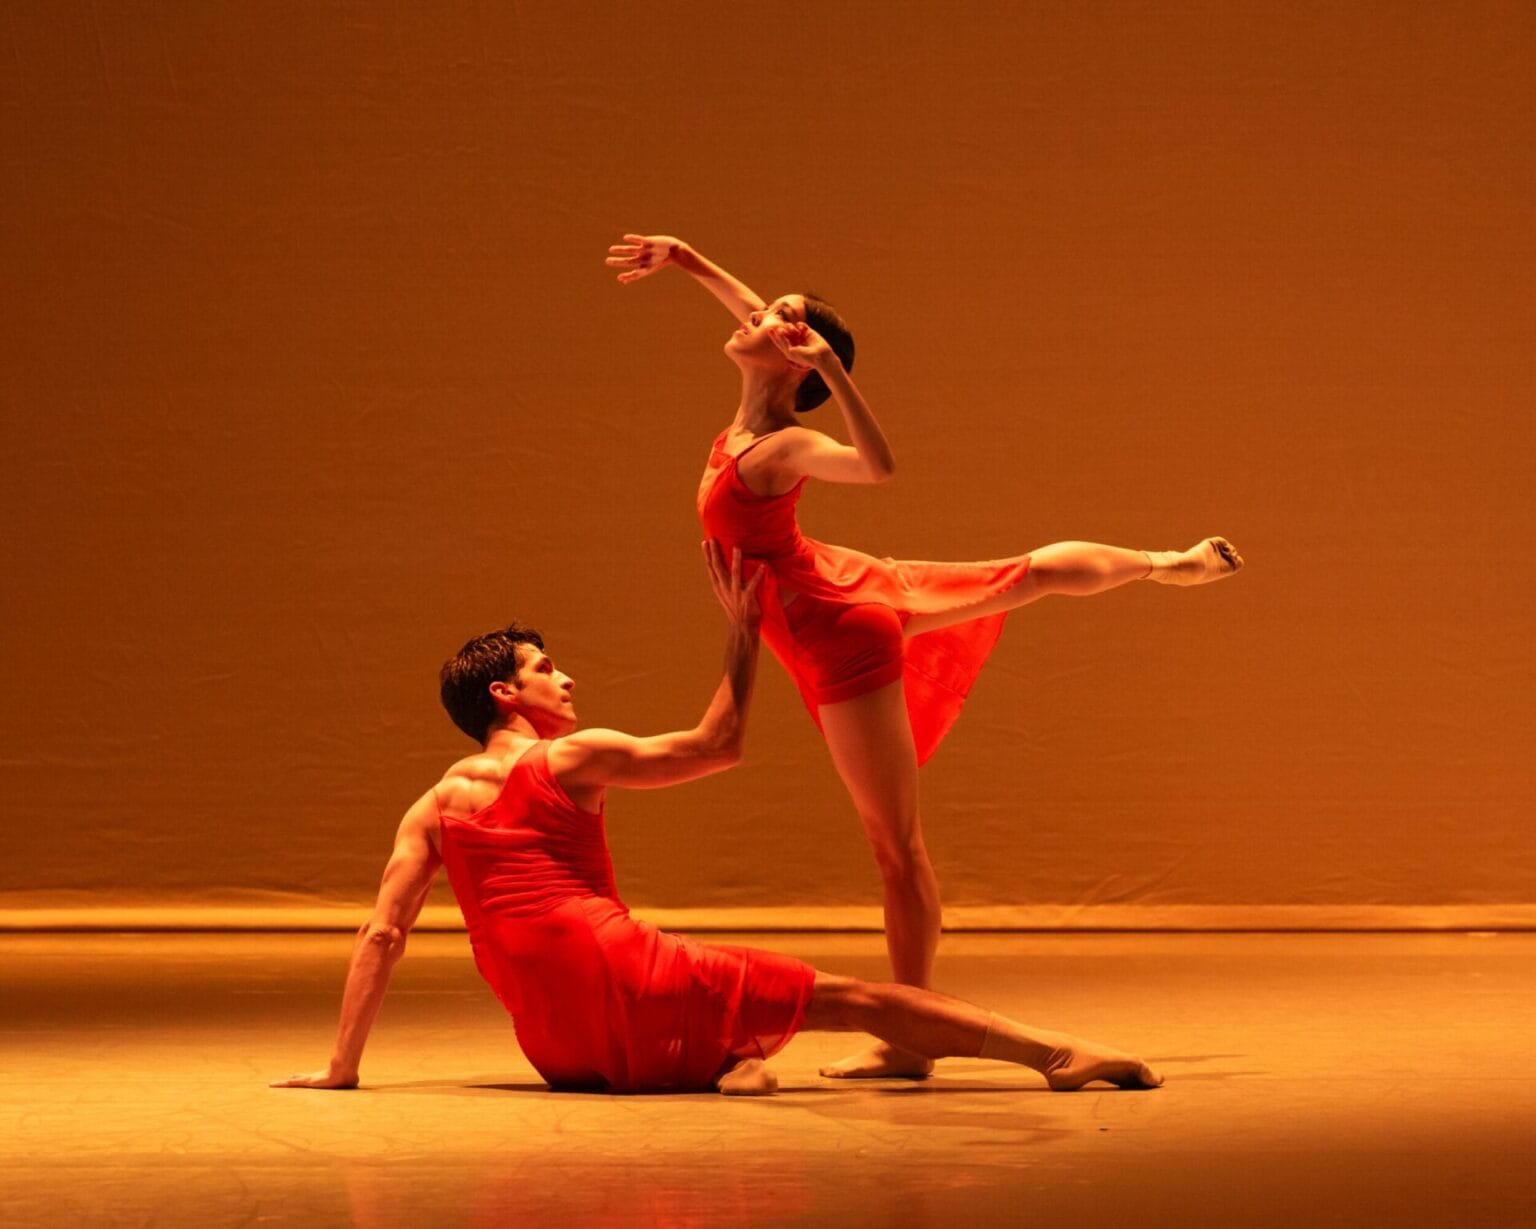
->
[[703, 741, 744, 771], [694, 731, 744, 771]]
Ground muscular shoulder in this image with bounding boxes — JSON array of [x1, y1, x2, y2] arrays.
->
[[545, 729, 629, 775], [431, 751, 519, 820]]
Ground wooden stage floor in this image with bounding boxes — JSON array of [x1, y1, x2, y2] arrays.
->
[[3, 931, 1534, 1227]]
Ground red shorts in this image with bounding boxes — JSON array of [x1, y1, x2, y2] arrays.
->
[[783, 594, 906, 707]]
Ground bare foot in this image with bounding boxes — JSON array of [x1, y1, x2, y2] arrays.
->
[[716, 1057, 779, 1096], [1041, 1039, 1163, 1091], [819, 1042, 935, 1080], [1145, 537, 1244, 586]]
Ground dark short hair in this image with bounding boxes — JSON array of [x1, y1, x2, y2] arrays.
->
[[439, 622, 545, 744], [795, 295, 856, 413]]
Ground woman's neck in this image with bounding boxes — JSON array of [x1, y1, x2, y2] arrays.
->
[[732, 368, 800, 436]]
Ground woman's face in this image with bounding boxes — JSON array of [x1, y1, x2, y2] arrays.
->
[[724, 294, 808, 366]]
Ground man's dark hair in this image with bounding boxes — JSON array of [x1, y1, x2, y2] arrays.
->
[[439, 622, 546, 745], [795, 295, 856, 413]]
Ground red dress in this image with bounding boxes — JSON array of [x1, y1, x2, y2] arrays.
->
[[437, 741, 814, 1093], [697, 430, 1032, 765]]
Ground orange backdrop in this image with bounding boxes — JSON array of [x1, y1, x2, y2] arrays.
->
[[3, 2, 1532, 927]]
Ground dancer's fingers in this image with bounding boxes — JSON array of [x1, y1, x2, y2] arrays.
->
[[769, 327, 812, 368]]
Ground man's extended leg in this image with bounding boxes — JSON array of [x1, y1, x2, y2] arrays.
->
[[802, 972, 1161, 1091]]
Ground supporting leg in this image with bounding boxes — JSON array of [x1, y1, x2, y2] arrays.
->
[[817, 680, 938, 1079]]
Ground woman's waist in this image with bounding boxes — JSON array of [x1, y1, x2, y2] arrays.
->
[[698, 523, 805, 557]]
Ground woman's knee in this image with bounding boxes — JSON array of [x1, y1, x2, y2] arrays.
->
[[1030, 542, 1121, 595], [863, 828, 933, 882]]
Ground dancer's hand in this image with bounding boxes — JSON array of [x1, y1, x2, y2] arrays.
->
[[270, 1065, 359, 1090], [606, 233, 686, 284], [704, 540, 764, 631], [770, 320, 837, 372]]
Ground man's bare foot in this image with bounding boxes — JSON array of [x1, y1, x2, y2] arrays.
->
[[716, 1057, 779, 1096], [1145, 537, 1244, 586], [1041, 1039, 1163, 1091], [819, 1041, 935, 1080]]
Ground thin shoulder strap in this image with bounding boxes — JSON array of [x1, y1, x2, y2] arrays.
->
[[731, 428, 787, 464]]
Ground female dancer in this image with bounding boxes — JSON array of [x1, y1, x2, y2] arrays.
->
[[606, 233, 1241, 1078]]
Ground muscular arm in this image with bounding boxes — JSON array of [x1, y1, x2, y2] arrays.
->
[[608, 233, 765, 322], [271, 793, 442, 1089], [549, 544, 762, 798]]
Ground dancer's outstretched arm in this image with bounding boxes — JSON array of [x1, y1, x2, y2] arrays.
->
[[271, 798, 441, 1089], [606, 232, 765, 321], [551, 542, 763, 792]]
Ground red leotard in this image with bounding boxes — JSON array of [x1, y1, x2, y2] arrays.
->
[[437, 741, 814, 1092], [697, 430, 1032, 765]]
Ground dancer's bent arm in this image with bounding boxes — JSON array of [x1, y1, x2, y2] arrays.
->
[[551, 543, 763, 792], [607, 233, 764, 321], [765, 323, 895, 485], [270, 798, 441, 1089]]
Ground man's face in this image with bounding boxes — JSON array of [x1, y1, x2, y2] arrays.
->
[[508, 647, 577, 735]]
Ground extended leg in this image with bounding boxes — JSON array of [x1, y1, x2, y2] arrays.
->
[[904, 537, 1243, 637], [817, 680, 939, 1079], [802, 973, 1161, 1091]]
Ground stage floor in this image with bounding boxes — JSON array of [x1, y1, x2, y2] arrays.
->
[[3, 931, 1534, 1228]]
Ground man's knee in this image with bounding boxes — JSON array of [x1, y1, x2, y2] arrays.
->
[[805, 972, 876, 1031]]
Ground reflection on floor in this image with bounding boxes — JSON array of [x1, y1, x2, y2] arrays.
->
[[3, 931, 1534, 1227]]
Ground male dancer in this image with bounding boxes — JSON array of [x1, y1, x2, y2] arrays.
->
[[273, 545, 1160, 1095]]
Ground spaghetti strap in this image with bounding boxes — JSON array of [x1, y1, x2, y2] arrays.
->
[[728, 429, 786, 464]]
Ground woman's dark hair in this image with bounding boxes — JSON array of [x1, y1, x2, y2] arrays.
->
[[439, 622, 545, 744], [795, 295, 856, 413]]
